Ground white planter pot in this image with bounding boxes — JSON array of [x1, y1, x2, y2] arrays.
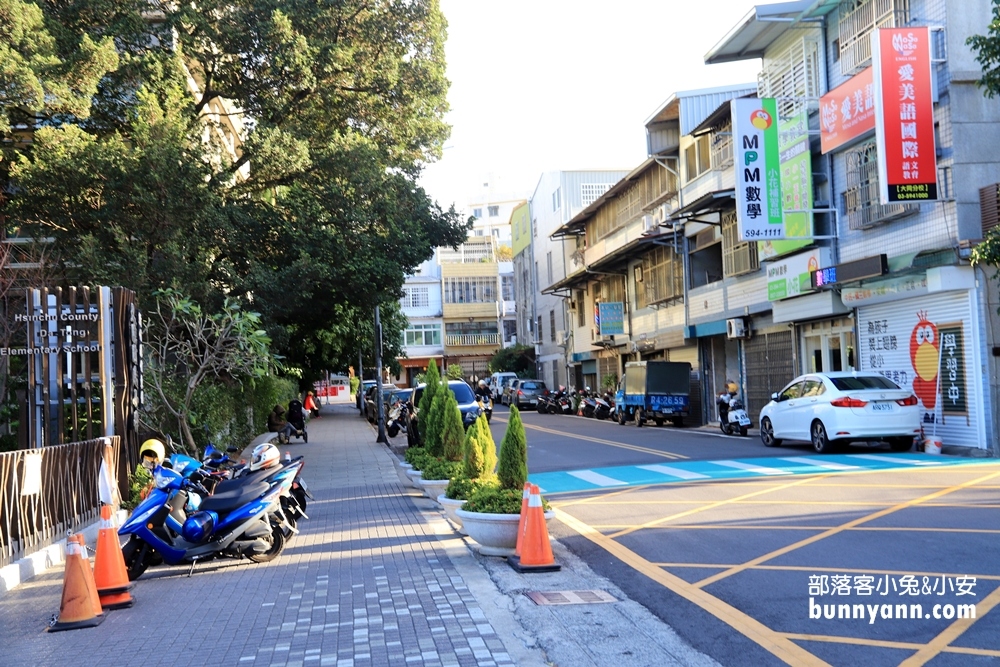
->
[[455, 509, 520, 556], [399, 461, 413, 471], [404, 468, 423, 489], [419, 478, 450, 501], [437, 495, 467, 534]]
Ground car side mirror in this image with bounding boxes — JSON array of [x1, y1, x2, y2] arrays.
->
[[771, 392, 780, 401]]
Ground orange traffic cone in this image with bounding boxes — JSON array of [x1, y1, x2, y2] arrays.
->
[[48, 535, 105, 632], [508, 484, 560, 573], [513, 483, 531, 557], [93, 505, 134, 610]]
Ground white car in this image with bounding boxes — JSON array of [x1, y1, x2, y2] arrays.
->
[[758, 372, 921, 454]]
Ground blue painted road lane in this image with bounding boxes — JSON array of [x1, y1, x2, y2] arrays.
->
[[529, 453, 986, 494]]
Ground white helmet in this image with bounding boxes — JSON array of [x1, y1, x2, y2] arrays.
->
[[249, 443, 280, 471], [478, 380, 487, 388]]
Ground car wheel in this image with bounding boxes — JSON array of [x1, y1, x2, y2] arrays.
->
[[616, 410, 625, 426], [811, 420, 833, 454], [888, 437, 914, 452], [760, 417, 781, 447]]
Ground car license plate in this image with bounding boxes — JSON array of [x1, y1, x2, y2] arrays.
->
[[871, 402, 893, 412]]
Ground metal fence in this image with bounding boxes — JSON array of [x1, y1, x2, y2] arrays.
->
[[0, 436, 121, 568]]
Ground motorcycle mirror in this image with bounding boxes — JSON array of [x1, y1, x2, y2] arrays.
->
[[227, 446, 239, 453]]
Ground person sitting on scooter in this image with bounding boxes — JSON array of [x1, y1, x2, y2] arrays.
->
[[475, 379, 492, 403], [718, 381, 738, 420]]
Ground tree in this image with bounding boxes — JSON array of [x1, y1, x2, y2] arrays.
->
[[477, 415, 498, 482], [462, 418, 486, 480], [487, 344, 536, 376], [144, 289, 276, 454], [424, 387, 448, 457], [968, 3, 1000, 98], [445, 364, 465, 381], [440, 392, 464, 462], [497, 406, 527, 491], [417, 358, 441, 445]]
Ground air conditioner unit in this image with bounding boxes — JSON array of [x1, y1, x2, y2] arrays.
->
[[642, 214, 657, 233], [556, 330, 567, 345], [726, 317, 750, 340]]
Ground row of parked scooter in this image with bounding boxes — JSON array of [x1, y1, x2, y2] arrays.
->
[[535, 387, 615, 420], [118, 439, 312, 580]]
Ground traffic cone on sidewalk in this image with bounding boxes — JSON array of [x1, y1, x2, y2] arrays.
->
[[513, 483, 531, 558], [508, 484, 561, 573], [93, 505, 135, 610], [48, 535, 105, 632]]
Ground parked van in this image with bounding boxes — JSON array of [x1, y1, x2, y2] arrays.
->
[[488, 372, 518, 401]]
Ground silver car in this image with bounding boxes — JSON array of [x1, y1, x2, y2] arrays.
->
[[507, 379, 547, 409]]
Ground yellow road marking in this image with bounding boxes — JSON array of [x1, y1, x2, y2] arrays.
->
[[782, 633, 1000, 658], [590, 523, 1000, 536], [608, 475, 823, 539], [695, 470, 1000, 589], [555, 508, 831, 666], [518, 420, 689, 460], [653, 563, 1000, 581], [898, 581, 1000, 666]]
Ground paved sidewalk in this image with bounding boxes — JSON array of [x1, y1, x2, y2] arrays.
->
[[0, 404, 715, 667]]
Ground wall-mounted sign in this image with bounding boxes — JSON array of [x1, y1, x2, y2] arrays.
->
[[841, 273, 929, 307], [873, 27, 938, 203], [766, 247, 830, 301], [760, 110, 814, 260], [732, 97, 784, 241], [598, 302, 625, 336], [819, 67, 875, 154], [811, 254, 888, 289]]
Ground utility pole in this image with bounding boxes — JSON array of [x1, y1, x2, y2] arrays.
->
[[374, 306, 388, 444], [357, 348, 364, 415]]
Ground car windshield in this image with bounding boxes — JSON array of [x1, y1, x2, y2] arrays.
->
[[521, 381, 544, 390], [829, 375, 900, 391], [450, 383, 476, 403]]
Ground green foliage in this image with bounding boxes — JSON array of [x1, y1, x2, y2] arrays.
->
[[445, 364, 465, 381], [461, 483, 523, 514], [487, 344, 536, 375], [968, 3, 1000, 98], [404, 446, 433, 470], [419, 457, 462, 482], [440, 392, 465, 461], [424, 388, 449, 457], [417, 359, 440, 445], [462, 418, 486, 480], [477, 415, 498, 483], [601, 373, 618, 390], [444, 475, 483, 501], [123, 464, 153, 511], [497, 406, 528, 491]]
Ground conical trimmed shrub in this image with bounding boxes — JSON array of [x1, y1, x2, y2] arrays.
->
[[425, 388, 448, 456], [477, 415, 498, 483], [497, 405, 527, 490], [440, 391, 465, 461], [462, 417, 486, 479], [417, 360, 441, 446]]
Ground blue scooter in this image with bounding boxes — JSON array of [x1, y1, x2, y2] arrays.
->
[[119, 459, 302, 580]]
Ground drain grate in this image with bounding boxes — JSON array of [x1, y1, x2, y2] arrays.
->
[[526, 590, 618, 606]]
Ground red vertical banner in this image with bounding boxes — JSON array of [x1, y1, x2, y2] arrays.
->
[[872, 27, 938, 203]]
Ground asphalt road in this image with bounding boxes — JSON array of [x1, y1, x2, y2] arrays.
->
[[485, 405, 1000, 667]]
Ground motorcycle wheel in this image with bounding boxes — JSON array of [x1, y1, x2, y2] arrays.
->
[[720, 422, 732, 435], [248, 520, 286, 563], [739, 425, 749, 437], [121, 535, 153, 581], [387, 424, 400, 438]]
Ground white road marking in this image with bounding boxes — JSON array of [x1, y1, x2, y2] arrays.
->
[[637, 464, 711, 480], [567, 470, 628, 486], [780, 457, 860, 471], [850, 454, 942, 466], [712, 460, 792, 476]]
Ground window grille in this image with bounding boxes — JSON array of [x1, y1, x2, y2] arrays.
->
[[488, 205, 499, 217], [710, 121, 733, 171], [721, 211, 759, 277], [842, 140, 917, 229], [838, 0, 910, 76], [758, 36, 822, 108], [402, 287, 429, 308], [637, 245, 683, 308], [549, 311, 556, 342], [501, 276, 514, 301], [581, 183, 613, 207], [598, 276, 625, 304], [443, 277, 497, 304]]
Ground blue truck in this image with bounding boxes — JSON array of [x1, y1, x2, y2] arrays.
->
[[614, 360, 692, 427]]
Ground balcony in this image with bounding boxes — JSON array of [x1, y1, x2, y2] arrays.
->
[[839, 0, 909, 76], [445, 334, 501, 347]]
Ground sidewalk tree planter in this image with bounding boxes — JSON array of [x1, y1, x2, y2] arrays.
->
[[437, 495, 467, 534]]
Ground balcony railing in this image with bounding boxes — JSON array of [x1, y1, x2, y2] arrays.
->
[[445, 334, 501, 347], [839, 0, 909, 75]]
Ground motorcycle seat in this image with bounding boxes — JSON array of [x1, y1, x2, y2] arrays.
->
[[200, 481, 270, 512], [211, 468, 272, 495]]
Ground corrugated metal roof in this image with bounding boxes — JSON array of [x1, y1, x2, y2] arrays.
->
[[704, 0, 840, 65], [678, 86, 758, 136]]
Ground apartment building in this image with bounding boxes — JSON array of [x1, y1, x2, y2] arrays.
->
[[392, 252, 444, 388]]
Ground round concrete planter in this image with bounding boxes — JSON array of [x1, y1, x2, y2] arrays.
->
[[419, 478, 450, 501], [455, 509, 557, 556], [404, 468, 423, 489], [437, 495, 467, 534]]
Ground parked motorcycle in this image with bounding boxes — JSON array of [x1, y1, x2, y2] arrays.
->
[[557, 390, 576, 415], [594, 392, 613, 420], [718, 391, 752, 436], [386, 400, 409, 438], [580, 388, 598, 418], [536, 390, 555, 414]]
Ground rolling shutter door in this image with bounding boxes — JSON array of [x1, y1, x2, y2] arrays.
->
[[744, 330, 795, 422]]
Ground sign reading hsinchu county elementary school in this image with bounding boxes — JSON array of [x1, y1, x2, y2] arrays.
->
[[1, 311, 103, 355], [732, 97, 783, 242]]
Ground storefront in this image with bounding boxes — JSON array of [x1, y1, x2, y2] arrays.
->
[[845, 266, 987, 449]]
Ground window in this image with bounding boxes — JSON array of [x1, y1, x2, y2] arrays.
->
[[488, 205, 499, 217], [532, 218, 537, 237], [576, 290, 586, 327], [536, 315, 543, 343], [842, 140, 917, 230], [581, 183, 613, 207], [549, 310, 556, 342], [838, 0, 909, 75], [501, 276, 514, 301], [445, 321, 497, 336], [502, 319, 517, 342], [551, 360, 559, 388], [401, 287, 429, 308], [598, 276, 625, 304], [403, 323, 441, 346], [721, 210, 759, 277], [443, 277, 496, 304], [552, 187, 561, 212], [473, 208, 482, 218], [636, 245, 683, 309], [546, 251, 553, 285]]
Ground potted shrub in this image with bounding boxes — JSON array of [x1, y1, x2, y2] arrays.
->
[[440, 417, 494, 530], [403, 446, 433, 488], [456, 406, 551, 556], [419, 390, 465, 500]]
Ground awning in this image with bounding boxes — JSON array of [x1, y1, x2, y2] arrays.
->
[[704, 0, 827, 65], [670, 189, 735, 221], [690, 94, 756, 137]]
